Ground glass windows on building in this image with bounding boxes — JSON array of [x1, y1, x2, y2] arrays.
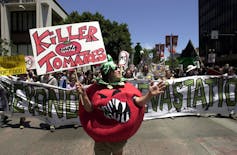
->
[[16, 44, 33, 55], [11, 11, 36, 33]]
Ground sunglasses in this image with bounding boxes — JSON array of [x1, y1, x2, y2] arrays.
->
[[114, 66, 120, 70]]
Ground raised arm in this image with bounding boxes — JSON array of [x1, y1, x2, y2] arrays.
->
[[134, 81, 166, 107], [76, 82, 93, 112]]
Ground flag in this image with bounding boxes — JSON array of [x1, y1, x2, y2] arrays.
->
[[172, 35, 178, 46], [165, 36, 171, 47], [155, 44, 160, 57], [160, 44, 165, 58], [170, 46, 176, 54], [155, 44, 160, 51]]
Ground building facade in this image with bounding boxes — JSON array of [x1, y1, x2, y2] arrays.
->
[[199, 0, 237, 66], [0, 0, 67, 55]]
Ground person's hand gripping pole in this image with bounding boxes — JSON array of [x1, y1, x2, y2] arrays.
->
[[75, 69, 93, 112], [74, 69, 84, 105]]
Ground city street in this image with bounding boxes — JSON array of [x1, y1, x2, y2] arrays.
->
[[0, 115, 237, 155]]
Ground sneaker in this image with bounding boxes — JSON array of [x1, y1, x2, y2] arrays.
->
[[19, 117, 25, 129], [0, 121, 3, 128], [0, 115, 8, 125], [74, 124, 79, 128], [20, 125, 24, 129], [2, 115, 8, 123], [50, 125, 55, 132]]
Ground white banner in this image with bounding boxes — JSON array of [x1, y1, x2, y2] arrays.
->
[[130, 76, 237, 119], [0, 75, 236, 127], [29, 21, 107, 75]]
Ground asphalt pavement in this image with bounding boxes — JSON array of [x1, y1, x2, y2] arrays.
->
[[0, 115, 237, 155]]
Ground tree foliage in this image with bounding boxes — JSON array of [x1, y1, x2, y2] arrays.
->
[[58, 11, 132, 61], [165, 57, 179, 69], [133, 43, 142, 65], [150, 48, 159, 63]]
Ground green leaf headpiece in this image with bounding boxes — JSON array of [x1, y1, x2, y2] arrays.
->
[[101, 55, 117, 75], [97, 54, 126, 89]]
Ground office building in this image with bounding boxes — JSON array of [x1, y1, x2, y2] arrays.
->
[[199, 0, 237, 66], [0, 0, 67, 55]]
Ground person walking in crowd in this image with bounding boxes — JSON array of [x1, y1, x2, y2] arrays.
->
[[59, 71, 68, 88], [164, 69, 175, 80], [186, 65, 198, 76], [40, 73, 58, 86], [84, 70, 95, 85], [17, 73, 29, 129], [76, 55, 166, 155], [136, 64, 149, 78], [0, 84, 8, 127], [129, 64, 137, 78], [67, 76, 76, 90], [27, 69, 38, 82], [15, 71, 39, 129], [135, 64, 153, 80], [228, 66, 236, 76], [40, 73, 58, 131], [77, 71, 85, 83], [123, 68, 134, 78]]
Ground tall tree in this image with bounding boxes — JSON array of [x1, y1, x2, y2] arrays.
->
[[58, 11, 132, 61], [133, 42, 142, 65]]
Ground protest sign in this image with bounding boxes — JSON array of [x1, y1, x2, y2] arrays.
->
[[118, 50, 129, 69], [29, 21, 107, 75], [25, 55, 36, 70], [0, 55, 26, 76]]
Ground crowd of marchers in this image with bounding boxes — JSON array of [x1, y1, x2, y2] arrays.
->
[[0, 62, 236, 128]]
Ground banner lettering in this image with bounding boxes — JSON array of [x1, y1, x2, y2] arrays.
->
[[0, 75, 236, 126]]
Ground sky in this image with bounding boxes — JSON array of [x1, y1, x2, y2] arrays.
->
[[57, 0, 198, 57]]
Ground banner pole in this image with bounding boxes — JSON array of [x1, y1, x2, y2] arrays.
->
[[74, 68, 84, 105], [120, 66, 123, 77]]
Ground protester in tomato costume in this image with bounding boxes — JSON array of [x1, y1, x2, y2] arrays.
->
[[76, 55, 166, 155]]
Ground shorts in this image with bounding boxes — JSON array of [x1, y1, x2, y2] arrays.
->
[[94, 140, 127, 155]]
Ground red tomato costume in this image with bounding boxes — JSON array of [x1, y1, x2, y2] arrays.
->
[[79, 82, 145, 142]]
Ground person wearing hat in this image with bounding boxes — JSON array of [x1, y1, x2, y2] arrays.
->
[[186, 65, 197, 76], [76, 55, 166, 155]]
